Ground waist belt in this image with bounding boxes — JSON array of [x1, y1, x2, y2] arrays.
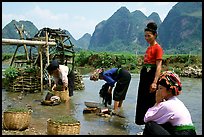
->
[[117, 68, 122, 75], [113, 68, 122, 77], [143, 64, 156, 68], [173, 125, 196, 131]]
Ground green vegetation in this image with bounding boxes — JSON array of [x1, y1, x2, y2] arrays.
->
[[4, 66, 40, 80], [2, 53, 13, 61], [2, 53, 27, 61], [75, 51, 140, 73], [50, 115, 79, 124], [3, 51, 202, 76], [5, 107, 30, 113], [23, 66, 39, 73], [3, 66, 40, 90], [75, 51, 202, 75], [4, 66, 19, 81]]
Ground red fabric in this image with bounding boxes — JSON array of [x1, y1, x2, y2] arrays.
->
[[144, 44, 163, 64]]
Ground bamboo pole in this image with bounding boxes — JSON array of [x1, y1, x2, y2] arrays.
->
[[14, 24, 29, 62], [10, 45, 19, 66], [39, 46, 43, 94], [2, 38, 56, 46], [45, 31, 51, 89], [19, 35, 30, 63]]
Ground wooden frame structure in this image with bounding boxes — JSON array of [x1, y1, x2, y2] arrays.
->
[[2, 24, 75, 94], [2, 37, 55, 93]]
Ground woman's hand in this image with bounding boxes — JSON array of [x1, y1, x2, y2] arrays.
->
[[62, 85, 67, 92], [108, 86, 113, 94], [52, 84, 56, 91], [150, 82, 157, 93], [155, 89, 163, 104]]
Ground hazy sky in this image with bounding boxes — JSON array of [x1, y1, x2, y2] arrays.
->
[[2, 2, 177, 40]]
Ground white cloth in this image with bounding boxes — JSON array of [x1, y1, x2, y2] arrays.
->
[[144, 96, 194, 126], [50, 96, 61, 102]]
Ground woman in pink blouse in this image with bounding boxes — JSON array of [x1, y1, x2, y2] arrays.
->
[[143, 71, 196, 135], [46, 60, 74, 99]]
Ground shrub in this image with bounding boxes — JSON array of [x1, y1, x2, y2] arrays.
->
[[4, 67, 19, 81]]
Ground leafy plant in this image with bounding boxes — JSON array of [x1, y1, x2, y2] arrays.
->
[[2, 53, 13, 61], [4, 67, 19, 80], [23, 66, 37, 73]]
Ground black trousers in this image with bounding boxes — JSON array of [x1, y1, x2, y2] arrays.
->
[[68, 70, 75, 97], [113, 69, 131, 101], [57, 70, 75, 97], [143, 121, 171, 135], [143, 121, 197, 135]]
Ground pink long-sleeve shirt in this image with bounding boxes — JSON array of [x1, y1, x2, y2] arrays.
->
[[53, 65, 69, 87], [144, 96, 194, 126]]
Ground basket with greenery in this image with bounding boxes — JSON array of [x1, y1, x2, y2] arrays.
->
[[3, 107, 32, 131], [47, 115, 80, 135]]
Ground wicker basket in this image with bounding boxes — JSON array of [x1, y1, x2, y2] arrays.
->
[[47, 118, 80, 135], [3, 111, 31, 130], [9, 71, 41, 93], [53, 90, 69, 103]]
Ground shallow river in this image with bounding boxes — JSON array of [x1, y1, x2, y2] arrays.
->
[[2, 74, 202, 135]]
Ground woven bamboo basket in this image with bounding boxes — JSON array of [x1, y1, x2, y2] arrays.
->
[[47, 118, 80, 135], [9, 74, 41, 93], [53, 90, 69, 103], [3, 111, 31, 130]]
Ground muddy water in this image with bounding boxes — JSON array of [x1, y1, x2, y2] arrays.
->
[[2, 74, 202, 135]]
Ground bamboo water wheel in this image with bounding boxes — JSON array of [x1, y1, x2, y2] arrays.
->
[[2, 23, 76, 93]]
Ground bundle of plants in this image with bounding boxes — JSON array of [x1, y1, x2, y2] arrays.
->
[[49, 115, 79, 124], [5, 107, 30, 113]]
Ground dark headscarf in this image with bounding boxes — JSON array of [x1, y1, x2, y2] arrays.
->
[[46, 60, 59, 75]]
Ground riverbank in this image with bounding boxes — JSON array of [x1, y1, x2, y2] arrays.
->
[[2, 52, 203, 78], [2, 61, 202, 78]]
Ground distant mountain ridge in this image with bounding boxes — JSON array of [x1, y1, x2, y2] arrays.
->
[[2, 20, 38, 39], [88, 6, 162, 53], [2, 20, 89, 53], [2, 2, 202, 54], [158, 2, 202, 54], [2, 20, 39, 53]]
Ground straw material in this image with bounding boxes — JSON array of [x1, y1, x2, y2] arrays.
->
[[3, 111, 31, 130], [53, 90, 69, 103], [47, 118, 80, 135]]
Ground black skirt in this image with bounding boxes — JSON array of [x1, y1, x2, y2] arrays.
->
[[135, 66, 156, 125]]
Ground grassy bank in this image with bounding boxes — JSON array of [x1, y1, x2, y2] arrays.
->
[[2, 52, 202, 77], [74, 51, 202, 75]]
